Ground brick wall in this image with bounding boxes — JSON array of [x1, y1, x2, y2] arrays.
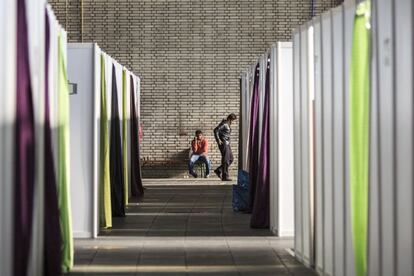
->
[[49, 0, 342, 178]]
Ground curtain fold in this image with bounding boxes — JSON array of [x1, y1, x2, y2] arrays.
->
[[130, 75, 144, 197], [110, 64, 126, 217], [350, 1, 371, 276], [250, 59, 270, 228], [99, 54, 112, 227], [58, 32, 74, 272], [43, 10, 62, 276], [14, 0, 36, 273], [248, 63, 260, 212]]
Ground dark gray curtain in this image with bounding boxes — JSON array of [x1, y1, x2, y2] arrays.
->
[[110, 65, 125, 217], [43, 11, 62, 275], [130, 75, 144, 197]]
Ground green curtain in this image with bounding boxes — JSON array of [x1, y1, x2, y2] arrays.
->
[[99, 54, 112, 228], [58, 33, 74, 272], [122, 69, 129, 206], [349, 1, 371, 276]]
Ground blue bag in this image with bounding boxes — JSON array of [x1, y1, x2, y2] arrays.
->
[[232, 170, 250, 212]]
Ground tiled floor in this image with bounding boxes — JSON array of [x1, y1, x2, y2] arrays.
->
[[67, 180, 316, 276]]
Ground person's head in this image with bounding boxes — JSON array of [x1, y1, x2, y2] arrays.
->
[[227, 113, 237, 124], [195, 130, 203, 140]]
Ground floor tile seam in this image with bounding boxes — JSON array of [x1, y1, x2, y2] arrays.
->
[[184, 190, 203, 236], [224, 231, 242, 276], [272, 246, 295, 276], [135, 237, 145, 273], [184, 189, 208, 274], [221, 189, 241, 275], [87, 249, 99, 266], [147, 193, 176, 236]]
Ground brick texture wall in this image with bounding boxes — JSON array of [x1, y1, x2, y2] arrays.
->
[[49, 0, 342, 178]]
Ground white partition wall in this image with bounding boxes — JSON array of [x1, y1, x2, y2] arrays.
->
[[394, 0, 414, 275], [313, 16, 324, 274], [293, 30, 303, 261], [295, 23, 314, 266], [68, 43, 98, 238], [293, 0, 414, 275], [239, 41, 294, 238], [68, 43, 141, 238], [0, 1, 16, 275], [277, 43, 295, 237], [269, 43, 294, 237]]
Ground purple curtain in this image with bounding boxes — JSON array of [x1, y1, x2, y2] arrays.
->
[[130, 75, 144, 197], [44, 11, 62, 275], [248, 64, 260, 212], [250, 59, 270, 228], [14, 0, 36, 274], [110, 65, 126, 217]]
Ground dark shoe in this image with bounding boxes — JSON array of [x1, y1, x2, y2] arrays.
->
[[222, 178, 233, 181], [190, 171, 198, 178], [214, 169, 221, 179]]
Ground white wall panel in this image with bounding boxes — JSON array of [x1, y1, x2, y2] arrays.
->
[[332, 6, 345, 276], [321, 10, 334, 276], [92, 44, 101, 238], [394, 0, 414, 275], [68, 44, 96, 238], [293, 30, 303, 260], [277, 42, 294, 237], [313, 16, 324, 274], [0, 0, 16, 275], [300, 25, 312, 266], [368, 1, 380, 275], [375, 0, 395, 274]]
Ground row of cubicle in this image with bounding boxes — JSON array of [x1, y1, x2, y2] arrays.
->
[[241, 0, 414, 275], [0, 1, 144, 275]]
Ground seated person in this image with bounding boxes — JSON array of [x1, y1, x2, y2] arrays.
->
[[188, 130, 211, 178]]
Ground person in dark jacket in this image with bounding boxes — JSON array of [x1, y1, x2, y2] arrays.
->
[[213, 113, 237, 181]]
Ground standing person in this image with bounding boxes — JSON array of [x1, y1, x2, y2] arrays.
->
[[214, 113, 237, 181], [189, 130, 211, 178]]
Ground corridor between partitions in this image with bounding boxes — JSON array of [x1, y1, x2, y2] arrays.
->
[[67, 181, 315, 276]]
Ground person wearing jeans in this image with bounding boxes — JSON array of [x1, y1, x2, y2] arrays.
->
[[213, 113, 237, 181], [188, 130, 211, 178]]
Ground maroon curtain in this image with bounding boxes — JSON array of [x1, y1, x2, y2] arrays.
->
[[250, 59, 270, 228], [110, 65, 126, 217], [248, 64, 260, 212], [130, 75, 144, 197], [44, 10, 62, 275], [14, 0, 36, 274]]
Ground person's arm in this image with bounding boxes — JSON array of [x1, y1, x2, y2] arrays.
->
[[191, 138, 198, 153], [214, 124, 223, 145], [200, 139, 208, 155]]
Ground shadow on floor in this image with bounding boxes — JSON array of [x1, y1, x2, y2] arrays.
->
[[100, 185, 271, 238], [67, 183, 317, 276]]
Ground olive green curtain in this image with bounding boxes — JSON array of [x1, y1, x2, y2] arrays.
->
[[349, 1, 371, 276], [58, 33, 74, 272], [99, 54, 112, 228]]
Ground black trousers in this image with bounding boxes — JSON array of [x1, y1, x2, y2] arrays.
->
[[216, 143, 233, 179]]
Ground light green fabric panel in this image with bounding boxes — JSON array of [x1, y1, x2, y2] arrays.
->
[[58, 33, 74, 272], [349, 1, 370, 276], [99, 54, 112, 228], [122, 69, 129, 206]]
